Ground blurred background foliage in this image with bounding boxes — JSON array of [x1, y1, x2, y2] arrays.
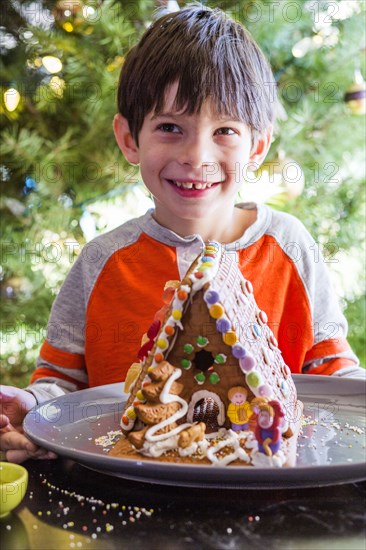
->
[[1, 0, 365, 386]]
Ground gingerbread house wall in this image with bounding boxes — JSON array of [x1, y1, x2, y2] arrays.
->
[[165, 289, 255, 430]]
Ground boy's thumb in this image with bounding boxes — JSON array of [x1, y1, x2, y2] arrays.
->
[[0, 414, 11, 429]]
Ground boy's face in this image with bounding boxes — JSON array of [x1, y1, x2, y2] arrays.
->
[[114, 83, 271, 238]]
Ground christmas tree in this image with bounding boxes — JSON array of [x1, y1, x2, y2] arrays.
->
[[1, 0, 365, 386]]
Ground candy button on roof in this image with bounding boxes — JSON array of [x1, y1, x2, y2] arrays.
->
[[252, 324, 262, 339], [204, 290, 220, 304], [223, 330, 237, 346], [209, 304, 224, 319], [239, 354, 255, 372], [258, 384, 272, 397], [232, 343, 247, 359], [246, 370, 262, 388], [258, 310, 268, 324], [245, 280, 253, 294]]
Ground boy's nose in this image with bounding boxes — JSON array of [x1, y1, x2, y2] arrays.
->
[[178, 136, 214, 169]]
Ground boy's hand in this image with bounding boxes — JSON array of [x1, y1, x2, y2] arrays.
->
[[0, 385, 57, 463]]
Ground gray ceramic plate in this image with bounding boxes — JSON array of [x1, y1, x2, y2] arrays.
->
[[24, 375, 366, 488]]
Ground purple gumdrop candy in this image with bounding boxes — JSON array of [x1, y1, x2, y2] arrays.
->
[[204, 290, 220, 304], [258, 384, 272, 397], [232, 343, 247, 359], [216, 316, 231, 333], [239, 354, 255, 372]]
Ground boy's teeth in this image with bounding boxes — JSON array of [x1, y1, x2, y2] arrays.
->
[[172, 181, 213, 190]]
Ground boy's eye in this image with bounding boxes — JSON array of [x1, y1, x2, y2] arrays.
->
[[215, 127, 236, 136], [157, 123, 180, 133]]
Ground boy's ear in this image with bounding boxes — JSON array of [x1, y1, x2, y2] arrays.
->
[[113, 114, 140, 165], [249, 128, 273, 168]]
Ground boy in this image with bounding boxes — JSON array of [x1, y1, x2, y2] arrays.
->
[[0, 5, 363, 463]]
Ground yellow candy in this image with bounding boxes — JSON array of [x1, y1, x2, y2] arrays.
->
[[124, 362, 142, 393], [172, 310, 182, 321], [209, 304, 224, 319], [136, 390, 144, 401], [126, 408, 136, 420], [205, 245, 218, 251], [157, 338, 168, 349], [200, 262, 214, 268], [223, 330, 237, 346]]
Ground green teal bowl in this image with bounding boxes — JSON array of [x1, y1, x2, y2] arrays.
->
[[0, 462, 28, 518]]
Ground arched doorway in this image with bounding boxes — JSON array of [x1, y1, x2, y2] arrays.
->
[[187, 391, 225, 433]]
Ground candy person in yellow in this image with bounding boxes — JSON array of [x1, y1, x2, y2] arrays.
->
[[227, 386, 253, 432]]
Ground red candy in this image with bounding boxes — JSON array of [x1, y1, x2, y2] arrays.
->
[[177, 290, 188, 301], [165, 325, 175, 336], [194, 271, 204, 279], [122, 415, 129, 426]]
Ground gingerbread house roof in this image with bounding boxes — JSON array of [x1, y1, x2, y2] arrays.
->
[[121, 241, 297, 444]]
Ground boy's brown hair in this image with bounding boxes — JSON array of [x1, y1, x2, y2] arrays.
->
[[117, 4, 278, 146]]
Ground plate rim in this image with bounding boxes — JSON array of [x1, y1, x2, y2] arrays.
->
[[23, 375, 366, 488]]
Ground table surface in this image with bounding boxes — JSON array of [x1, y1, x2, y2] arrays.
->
[[1, 459, 365, 550]]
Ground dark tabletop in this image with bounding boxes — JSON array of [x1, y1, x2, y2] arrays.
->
[[1, 458, 366, 550]]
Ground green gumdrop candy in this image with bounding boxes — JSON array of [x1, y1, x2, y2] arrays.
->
[[209, 372, 220, 384], [197, 336, 208, 346], [181, 359, 191, 369], [246, 370, 261, 388], [183, 343, 194, 354]]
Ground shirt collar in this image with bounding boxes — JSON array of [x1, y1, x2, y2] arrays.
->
[[136, 203, 272, 250]]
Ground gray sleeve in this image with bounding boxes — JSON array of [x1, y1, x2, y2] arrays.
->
[[269, 211, 359, 367]]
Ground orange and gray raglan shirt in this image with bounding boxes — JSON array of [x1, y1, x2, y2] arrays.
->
[[27, 203, 362, 403]]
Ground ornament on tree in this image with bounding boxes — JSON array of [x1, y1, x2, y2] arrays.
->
[[53, 0, 95, 34], [344, 69, 366, 115], [1, 277, 33, 300]]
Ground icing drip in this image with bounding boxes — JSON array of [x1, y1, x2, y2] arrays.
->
[[145, 368, 191, 442], [206, 429, 251, 466], [189, 245, 222, 292], [250, 448, 286, 468], [140, 426, 270, 466]]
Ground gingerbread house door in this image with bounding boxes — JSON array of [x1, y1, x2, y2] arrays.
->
[[187, 391, 225, 433]]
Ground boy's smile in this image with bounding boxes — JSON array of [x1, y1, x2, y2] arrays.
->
[[114, 83, 271, 242]]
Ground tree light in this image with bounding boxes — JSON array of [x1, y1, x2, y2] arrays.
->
[[4, 88, 20, 112], [42, 55, 63, 74], [63, 22, 74, 32], [292, 37, 313, 58], [49, 76, 65, 97]]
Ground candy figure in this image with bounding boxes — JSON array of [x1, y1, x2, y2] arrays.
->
[[227, 386, 253, 431], [251, 397, 285, 456]]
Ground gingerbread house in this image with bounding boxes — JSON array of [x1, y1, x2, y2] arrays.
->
[[119, 241, 299, 466]]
